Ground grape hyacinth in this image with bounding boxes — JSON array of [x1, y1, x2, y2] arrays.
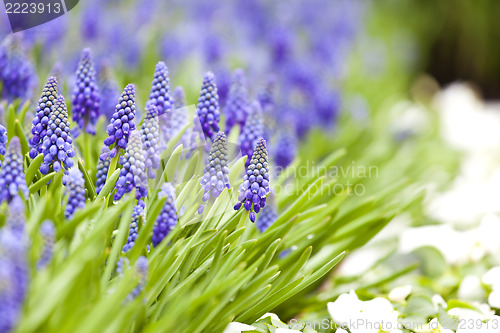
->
[[257, 76, 276, 112], [256, 195, 277, 233], [152, 183, 178, 247], [114, 130, 147, 201], [148, 61, 173, 116], [195, 72, 220, 141], [37, 220, 55, 269], [198, 132, 230, 214], [0, 137, 29, 203], [127, 256, 148, 301], [98, 62, 120, 120], [7, 196, 25, 233], [234, 139, 270, 223], [0, 35, 37, 101], [238, 101, 264, 167], [96, 145, 110, 194], [29, 76, 58, 159], [273, 129, 297, 169], [0, 123, 7, 167], [40, 94, 76, 174], [103, 84, 137, 158], [72, 48, 100, 136], [140, 104, 160, 179], [63, 167, 86, 219], [166, 86, 188, 140], [224, 68, 250, 134], [123, 201, 145, 253]]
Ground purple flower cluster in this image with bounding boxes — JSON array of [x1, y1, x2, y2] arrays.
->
[[123, 201, 145, 253], [29, 76, 58, 159], [234, 139, 270, 222], [63, 167, 87, 219], [196, 72, 220, 140], [7, 196, 25, 232], [40, 94, 76, 174], [256, 197, 277, 233], [96, 145, 110, 194], [198, 132, 230, 214], [114, 130, 147, 201], [140, 104, 160, 179], [257, 76, 276, 113], [224, 69, 250, 134], [97, 62, 120, 120], [127, 256, 148, 300], [103, 84, 137, 158], [72, 48, 100, 136], [0, 35, 37, 101], [148, 61, 173, 116], [37, 220, 55, 269], [273, 129, 297, 169], [0, 137, 29, 203], [152, 183, 177, 247], [166, 86, 188, 140], [0, 124, 7, 167], [238, 101, 264, 167]]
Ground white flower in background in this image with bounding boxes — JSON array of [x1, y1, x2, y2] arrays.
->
[[457, 275, 485, 301], [414, 318, 454, 333], [455, 315, 500, 333], [388, 285, 412, 303], [389, 101, 430, 139], [275, 328, 302, 333], [449, 303, 495, 322], [336, 246, 390, 277], [223, 322, 256, 333], [431, 294, 447, 311], [482, 267, 500, 308], [327, 290, 399, 333]]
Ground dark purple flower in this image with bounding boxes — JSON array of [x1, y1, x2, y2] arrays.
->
[[63, 167, 86, 219], [0, 137, 29, 203], [98, 62, 121, 121], [0, 124, 7, 167], [196, 72, 220, 141], [224, 69, 250, 134], [103, 84, 137, 158], [123, 201, 145, 253], [198, 132, 230, 214], [29, 76, 58, 159], [40, 94, 76, 174], [114, 130, 147, 201], [140, 104, 160, 179], [37, 220, 55, 269], [273, 129, 297, 169], [148, 61, 173, 116], [0, 35, 37, 101], [238, 101, 264, 167], [72, 48, 100, 136], [96, 145, 110, 194], [152, 183, 177, 247], [234, 139, 270, 223], [127, 256, 148, 300]]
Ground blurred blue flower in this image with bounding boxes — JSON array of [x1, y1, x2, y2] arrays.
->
[[152, 183, 177, 247], [224, 69, 250, 134], [63, 167, 86, 219], [238, 101, 264, 167], [196, 72, 220, 141], [37, 220, 55, 270], [123, 201, 145, 253], [140, 104, 160, 179], [0, 137, 29, 203]]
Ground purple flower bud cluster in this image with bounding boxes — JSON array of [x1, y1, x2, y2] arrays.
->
[[148, 61, 173, 116], [256, 197, 277, 233], [257, 76, 276, 112], [0, 35, 37, 101], [234, 139, 270, 222], [152, 183, 177, 247], [103, 84, 137, 158], [238, 101, 264, 167], [97, 62, 121, 121], [0, 137, 29, 203], [29, 76, 58, 159], [114, 131, 147, 201], [166, 86, 188, 140], [140, 104, 160, 179], [273, 129, 297, 169], [224, 69, 250, 134], [72, 48, 100, 136], [122, 201, 145, 253], [7, 196, 25, 233], [63, 167, 87, 219], [127, 256, 148, 300], [40, 94, 76, 174], [198, 132, 230, 214], [96, 145, 110, 194], [37, 220, 55, 269], [0, 124, 7, 167], [196, 72, 220, 140]]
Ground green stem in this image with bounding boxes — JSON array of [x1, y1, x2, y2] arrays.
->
[[83, 132, 92, 171], [106, 154, 119, 182]]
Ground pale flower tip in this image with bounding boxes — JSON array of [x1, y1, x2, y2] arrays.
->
[[388, 285, 412, 303], [222, 322, 257, 333]]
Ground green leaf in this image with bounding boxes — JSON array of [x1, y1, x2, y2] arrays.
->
[[29, 172, 56, 193], [96, 169, 120, 200], [25, 153, 44, 185], [78, 159, 97, 199], [14, 120, 29, 156]]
